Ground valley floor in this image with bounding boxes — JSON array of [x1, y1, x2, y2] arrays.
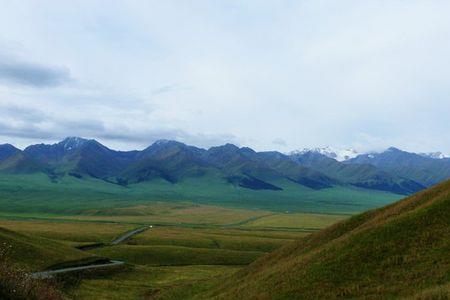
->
[[0, 202, 347, 299]]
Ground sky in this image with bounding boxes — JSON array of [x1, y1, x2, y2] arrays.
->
[[0, 1, 449, 153]]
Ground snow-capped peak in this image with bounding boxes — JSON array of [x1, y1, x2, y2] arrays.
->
[[290, 146, 359, 162], [59, 137, 88, 150], [419, 152, 449, 159]]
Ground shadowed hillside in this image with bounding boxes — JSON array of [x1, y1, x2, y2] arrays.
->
[[167, 180, 450, 299]]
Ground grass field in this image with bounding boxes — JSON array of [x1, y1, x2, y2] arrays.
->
[[0, 202, 338, 299], [0, 226, 92, 271], [67, 265, 242, 300], [0, 220, 135, 245], [0, 173, 401, 215], [243, 212, 348, 229], [0, 171, 401, 299]]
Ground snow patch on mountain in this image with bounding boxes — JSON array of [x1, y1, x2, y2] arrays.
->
[[290, 147, 359, 162], [59, 137, 88, 150], [419, 152, 450, 159]]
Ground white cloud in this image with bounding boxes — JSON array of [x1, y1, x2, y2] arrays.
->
[[0, 1, 449, 153]]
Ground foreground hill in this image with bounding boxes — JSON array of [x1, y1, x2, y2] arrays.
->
[[0, 226, 91, 271], [182, 180, 450, 299]]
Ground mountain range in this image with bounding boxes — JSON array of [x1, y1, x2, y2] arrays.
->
[[0, 137, 449, 196]]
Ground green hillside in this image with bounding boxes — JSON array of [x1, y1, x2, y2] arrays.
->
[[0, 226, 92, 271], [164, 180, 450, 299], [0, 173, 400, 214]]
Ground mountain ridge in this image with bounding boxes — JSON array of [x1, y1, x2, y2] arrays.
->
[[0, 137, 449, 195]]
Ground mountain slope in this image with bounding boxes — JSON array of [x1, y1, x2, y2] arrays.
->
[[0, 144, 21, 162], [0, 152, 45, 174], [292, 151, 425, 194], [24, 137, 139, 181], [191, 180, 450, 299], [347, 147, 450, 187], [2, 138, 448, 196], [257, 151, 335, 189], [123, 142, 335, 190]]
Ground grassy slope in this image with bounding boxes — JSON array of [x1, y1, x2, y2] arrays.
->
[[163, 180, 450, 299], [0, 226, 91, 271], [69, 265, 241, 300], [129, 227, 302, 252], [91, 245, 263, 266], [0, 173, 401, 214], [0, 220, 135, 244]]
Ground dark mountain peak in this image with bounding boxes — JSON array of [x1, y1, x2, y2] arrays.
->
[[144, 140, 191, 153], [141, 140, 205, 161], [217, 143, 240, 150], [208, 143, 255, 155], [386, 147, 402, 153], [0, 144, 20, 152], [0, 144, 21, 162]]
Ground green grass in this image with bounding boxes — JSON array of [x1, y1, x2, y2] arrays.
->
[[0, 220, 135, 244], [91, 245, 263, 266], [67, 265, 241, 300], [0, 226, 92, 271], [0, 173, 401, 215], [243, 212, 348, 230], [129, 227, 306, 252], [0, 216, 309, 298], [0, 170, 407, 299], [164, 180, 450, 299]]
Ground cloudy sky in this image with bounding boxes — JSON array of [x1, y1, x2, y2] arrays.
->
[[0, 1, 449, 153]]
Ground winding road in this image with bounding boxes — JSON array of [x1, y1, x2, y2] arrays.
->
[[110, 226, 150, 245], [31, 260, 124, 279], [30, 225, 151, 279]]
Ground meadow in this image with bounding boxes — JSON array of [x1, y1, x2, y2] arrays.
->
[[0, 201, 343, 299], [0, 173, 401, 215], [0, 173, 404, 299]]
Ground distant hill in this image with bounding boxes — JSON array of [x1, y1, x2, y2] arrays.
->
[[291, 150, 425, 195], [347, 147, 450, 187], [3, 138, 338, 192], [24, 137, 139, 181], [193, 180, 450, 299], [0, 138, 448, 200], [0, 144, 21, 162]]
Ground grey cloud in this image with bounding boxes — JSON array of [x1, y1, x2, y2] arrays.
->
[[0, 55, 71, 87], [0, 104, 104, 141], [1, 105, 47, 123], [97, 128, 239, 149], [0, 104, 238, 149]]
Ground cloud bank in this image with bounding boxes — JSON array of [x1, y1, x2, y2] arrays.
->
[[0, 1, 449, 153], [0, 55, 71, 87]]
